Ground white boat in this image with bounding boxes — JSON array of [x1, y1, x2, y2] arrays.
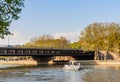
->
[[63, 60, 83, 70]]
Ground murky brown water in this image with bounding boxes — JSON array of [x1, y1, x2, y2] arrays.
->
[[0, 65, 120, 82]]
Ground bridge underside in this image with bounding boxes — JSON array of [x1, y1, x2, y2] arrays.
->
[[72, 55, 94, 60], [32, 54, 94, 64]]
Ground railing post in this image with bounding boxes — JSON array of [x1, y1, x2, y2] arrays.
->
[[28, 50, 31, 55], [13, 50, 15, 55], [4, 49, 7, 55], [21, 50, 23, 55]]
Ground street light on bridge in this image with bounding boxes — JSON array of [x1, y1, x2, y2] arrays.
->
[[8, 33, 13, 47]]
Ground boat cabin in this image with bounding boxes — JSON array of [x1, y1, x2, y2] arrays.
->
[[68, 61, 80, 66]]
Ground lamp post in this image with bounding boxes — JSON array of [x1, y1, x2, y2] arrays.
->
[[8, 33, 13, 47]]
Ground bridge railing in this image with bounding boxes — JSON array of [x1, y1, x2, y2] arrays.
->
[[0, 47, 94, 56]]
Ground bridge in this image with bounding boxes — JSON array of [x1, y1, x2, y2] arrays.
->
[[0, 47, 94, 60]]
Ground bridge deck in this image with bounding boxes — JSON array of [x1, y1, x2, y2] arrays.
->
[[0, 47, 94, 56]]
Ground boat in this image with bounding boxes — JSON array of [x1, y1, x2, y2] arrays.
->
[[63, 60, 83, 70]]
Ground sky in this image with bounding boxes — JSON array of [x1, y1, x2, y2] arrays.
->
[[0, 0, 120, 45]]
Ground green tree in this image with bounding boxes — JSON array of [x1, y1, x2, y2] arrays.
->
[[79, 22, 120, 53], [0, 0, 24, 38], [24, 34, 70, 49], [59, 37, 70, 48], [70, 42, 82, 49]]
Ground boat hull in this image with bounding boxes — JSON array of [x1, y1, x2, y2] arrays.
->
[[63, 65, 81, 70]]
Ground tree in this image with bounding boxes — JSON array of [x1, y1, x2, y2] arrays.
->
[[59, 37, 70, 48], [0, 0, 24, 38], [70, 42, 82, 49], [79, 22, 120, 53], [23, 34, 71, 49]]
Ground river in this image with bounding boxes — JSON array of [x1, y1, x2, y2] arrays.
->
[[0, 65, 120, 82]]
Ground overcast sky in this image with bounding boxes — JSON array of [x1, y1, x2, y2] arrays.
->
[[0, 0, 120, 45]]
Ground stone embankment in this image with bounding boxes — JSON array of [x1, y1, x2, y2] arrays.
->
[[1, 60, 120, 65], [0, 56, 74, 65], [0, 57, 37, 66], [0, 59, 37, 66], [1, 55, 120, 65], [99, 51, 120, 60], [79, 60, 120, 65]]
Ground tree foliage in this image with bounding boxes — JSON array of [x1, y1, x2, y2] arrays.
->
[[79, 22, 120, 53], [70, 42, 82, 49], [24, 34, 70, 49], [0, 0, 24, 38]]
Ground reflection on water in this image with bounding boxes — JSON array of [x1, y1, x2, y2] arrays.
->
[[0, 65, 120, 82], [0, 65, 19, 69], [83, 65, 120, 82]]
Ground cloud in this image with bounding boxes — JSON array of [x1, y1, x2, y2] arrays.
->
[[0, 30, 30, 45], [53, 31, 80, 42], [0, 30, 81, 46]]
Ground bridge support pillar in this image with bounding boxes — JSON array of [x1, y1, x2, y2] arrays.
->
[[32, 56, 54, 65]]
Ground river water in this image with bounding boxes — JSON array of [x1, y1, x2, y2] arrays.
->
[[0, 65, 120, 82]]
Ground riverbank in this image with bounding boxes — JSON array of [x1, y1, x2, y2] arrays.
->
[[1, 60, 120, 66], [79, 60, 120, 65], [0, 60, 37, 66]]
